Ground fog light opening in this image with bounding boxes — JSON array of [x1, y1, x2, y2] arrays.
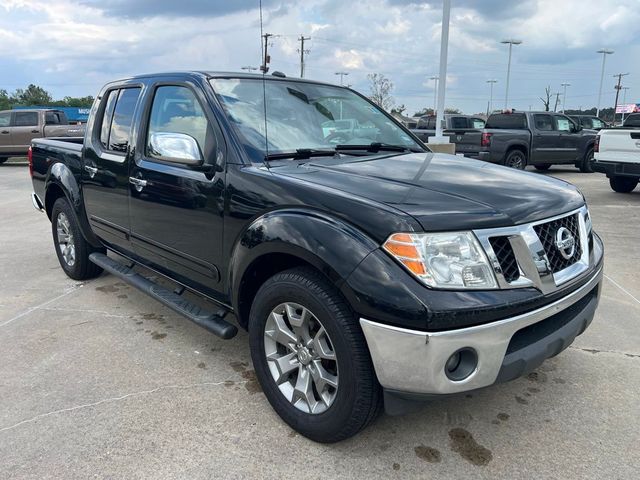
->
[[445, 348, 477, 381]]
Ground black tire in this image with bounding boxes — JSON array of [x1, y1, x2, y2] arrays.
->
[[0, 158, 7, 165], [579, 148, 594, 173], [51, 197, 105, 280], [249, 267, 382, 443], [502, 149, 527, 169], [534, 164, 551, 171], [609, 176, 638, 193]]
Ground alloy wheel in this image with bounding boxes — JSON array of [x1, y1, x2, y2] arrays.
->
[[56, 212, 76, 267]]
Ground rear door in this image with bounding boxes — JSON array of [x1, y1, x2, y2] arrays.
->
[[128, 83, 226, 295], [9, 111, 42, 153], [0, 112, 11, 154], [82, 86, 142, 253], [531, 113, 562, 162]]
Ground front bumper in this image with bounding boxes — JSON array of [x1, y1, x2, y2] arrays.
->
[[360, 264, 602, 398]]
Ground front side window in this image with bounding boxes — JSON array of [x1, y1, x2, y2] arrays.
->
[[0, 112, 9, 127], [108, 88, 141, 153], [556, 116, 572, 132], [147, 85, 212, 159], [45, 112, 62, 125], [210, 78, 419, 157], [14, 112, 38, 127], [470, 118, 486, 129], [590, 118, 604, 129]]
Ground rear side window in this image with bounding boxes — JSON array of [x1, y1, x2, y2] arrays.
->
[[485, 114, 527, 129], [470, 118, 486, 129], [534, 114, 554, 131], [0, 112, 9, 127], [14, 112, 38, 127], [146, 85, 213, 160], [99, 90, 119, 149], [108, 88, 141, 153]]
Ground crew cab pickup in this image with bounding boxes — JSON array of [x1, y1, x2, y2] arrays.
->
[[410, 114, 485, 153], [0, 109, 85, 163], [593, 113, 640, 193], [459, 111, 597, 172], [29, 72, 604, 443]]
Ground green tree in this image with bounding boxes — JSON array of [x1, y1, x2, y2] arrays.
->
[[0, 89, 13, 110], [13, 84, 53, 105]]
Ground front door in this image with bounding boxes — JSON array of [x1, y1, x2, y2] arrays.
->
[[0, 111, 11, 155], [554, 115, 580, 163], [532, 113, 562, 163], [128, 84, 225, 296], [82, 87, 142, 253]]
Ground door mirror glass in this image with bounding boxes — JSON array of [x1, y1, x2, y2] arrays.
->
[[148, 132, 203, 165]]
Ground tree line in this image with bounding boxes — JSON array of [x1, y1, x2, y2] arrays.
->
[[0, 84, 94, 111]]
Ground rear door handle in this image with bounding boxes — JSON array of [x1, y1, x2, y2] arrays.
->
[[31, 129, 39, 133], [84, 166, 97, 178], [0, 130, 9, 134], [129, 177, 148, 191]]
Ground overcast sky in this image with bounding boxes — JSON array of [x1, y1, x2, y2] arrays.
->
[[1, 0, 639, 115]]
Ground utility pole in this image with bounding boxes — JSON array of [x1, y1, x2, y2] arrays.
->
[[501, 39, 522, 110], [430, 76, 439, 115], [561, 82, 571, 113], [613, 72, 629, 124], [298, 35, 310, 78], [596, 49, 614, 117], [486, 79, 497, 114], [621, 87, 631, 123], [334, 71, 349, 86], [553, 92, 561, 112], [260, 33, 274, 73], [241, 66, 258, 72]]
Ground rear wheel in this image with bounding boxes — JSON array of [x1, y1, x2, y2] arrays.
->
[[51, 197, 105, 280], [249, 267, 381, 443], [0, 158, 7, 165], [534, 164, 551, 171], [579, 148, 594, 173], [609, 176, 638, 193], [503, 149, 527, 169]]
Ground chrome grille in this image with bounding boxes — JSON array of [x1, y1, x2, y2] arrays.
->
[[488, 236, 520, 282], [532, 213, 582, 273]]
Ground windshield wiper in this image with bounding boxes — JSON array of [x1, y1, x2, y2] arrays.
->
[[334, 142, 423, 153], [265, 148, 338, 161]]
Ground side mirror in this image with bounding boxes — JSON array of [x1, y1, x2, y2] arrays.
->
[[148, 132, 203, 166]]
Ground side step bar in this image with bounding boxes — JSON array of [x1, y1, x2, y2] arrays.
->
[[89, 253, 238, 339]]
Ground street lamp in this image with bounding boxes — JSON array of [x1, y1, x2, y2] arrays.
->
[[561, 82, 571, 114], [596, 49, 614, 117], [430, 76, 439, 115], [486, 79, 497, 114], [334, 72, 349, 86], [429, 0, 451, 144], [501, 39, 522, 110]]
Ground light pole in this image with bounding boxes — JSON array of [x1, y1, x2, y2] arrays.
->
[[486, 79, 497, 114], [561, 82, 571, 113], [430, 76, 439, 115], [621, 87, 631, 124], [334, 72, 349, 86], [501, 39, 522, 110], [429, 0, 451, 145], [596, 49, 614, 117]]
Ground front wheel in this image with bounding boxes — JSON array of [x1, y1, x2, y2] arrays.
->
[[579, 148, 594, 173], [503, 149, 527, 169], [51, 197, 105, 280], [0, 158, 7, 165], [249, 267, 381, 443], [609, 176, 638, 193]]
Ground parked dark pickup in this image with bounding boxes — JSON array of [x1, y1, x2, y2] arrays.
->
[[410, 114, 486, 153], [457, 111, 597, 172], [30, 72, 603, 442]]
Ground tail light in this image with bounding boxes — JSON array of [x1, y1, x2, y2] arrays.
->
[[481, 132, 492, 147], [27, 146, 33, 177], [594, 135, 600, 153]]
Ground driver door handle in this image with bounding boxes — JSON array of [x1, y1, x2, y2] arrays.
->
[[129, 177, 148, 189], [84, 165, 97, 178]]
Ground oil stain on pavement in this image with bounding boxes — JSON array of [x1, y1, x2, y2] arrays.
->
[[448, 428, 493, 466], [414, 445, 442, 463]]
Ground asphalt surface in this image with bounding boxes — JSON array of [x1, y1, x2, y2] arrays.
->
[[1, 163, 638, 479]]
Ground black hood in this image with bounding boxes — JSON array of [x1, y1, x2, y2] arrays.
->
[[273, 152, 584, 231]]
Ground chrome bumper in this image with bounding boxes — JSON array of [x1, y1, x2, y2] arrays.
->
[[360, 265, 603, 395]]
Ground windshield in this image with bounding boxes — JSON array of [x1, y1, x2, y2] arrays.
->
[[210, 78, 421, 159]]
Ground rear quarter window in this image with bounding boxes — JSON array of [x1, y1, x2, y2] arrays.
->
[[485, 114, 527, 129]]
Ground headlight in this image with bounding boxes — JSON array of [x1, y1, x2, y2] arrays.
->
[[383, 232, 497, 289]]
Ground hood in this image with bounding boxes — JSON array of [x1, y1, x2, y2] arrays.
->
[[272, 152, 584, 231]]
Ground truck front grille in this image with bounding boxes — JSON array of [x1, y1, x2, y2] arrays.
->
[[533, 213, 582, 273], [489, 237, 520, 283]]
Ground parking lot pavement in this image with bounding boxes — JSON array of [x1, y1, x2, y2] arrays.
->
[[1, 164, 638, 479]]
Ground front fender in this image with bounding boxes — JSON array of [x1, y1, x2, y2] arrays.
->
[[229, 208, 379, 305]]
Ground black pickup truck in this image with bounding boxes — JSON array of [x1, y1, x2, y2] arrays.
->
[[29, 72, 604, 443], [456, 111, 597, 172]]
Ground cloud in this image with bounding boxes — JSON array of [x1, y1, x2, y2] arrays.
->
[[80, 0, 283, 18]]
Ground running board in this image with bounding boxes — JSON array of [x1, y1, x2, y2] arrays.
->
[[89, 253, 237, 339]]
